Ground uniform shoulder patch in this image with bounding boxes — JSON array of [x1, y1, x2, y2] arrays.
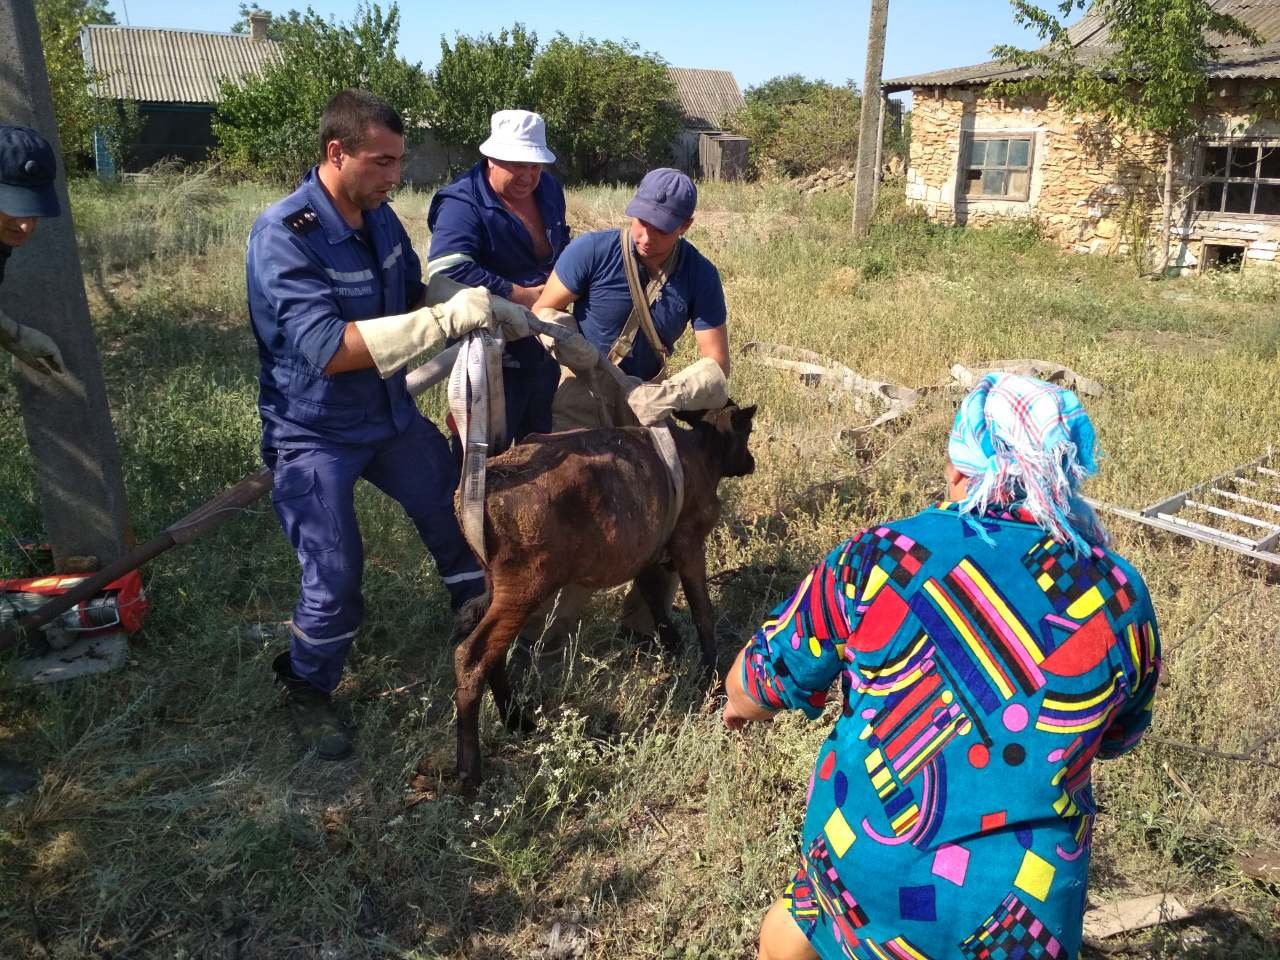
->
[[282, 206, 321, 235]]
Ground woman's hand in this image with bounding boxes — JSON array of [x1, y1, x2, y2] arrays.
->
[[722, 646, 779, 731]]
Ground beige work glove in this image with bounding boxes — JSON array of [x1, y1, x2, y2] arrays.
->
[[0, 309, 64, 376], [533, 307, 600, 374], [355, 287, 492, 378], [490, 295, 533, 341], [626, 357, 728, 426], [424, 271, 533, 341]]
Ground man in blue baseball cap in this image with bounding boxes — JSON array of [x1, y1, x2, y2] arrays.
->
[[534, 167, 729, 418], [0, 124, 65, 376], [515, 167, 731, 673]]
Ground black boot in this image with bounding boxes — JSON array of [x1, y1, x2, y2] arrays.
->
[[272, 652, 353, 761], [0, 754, 37, 795]]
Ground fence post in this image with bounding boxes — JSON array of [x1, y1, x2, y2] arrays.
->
[[852, 0, 890, 239]]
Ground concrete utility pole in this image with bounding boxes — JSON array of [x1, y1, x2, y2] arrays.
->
[[852, 0, 890, 239], [0, 0, 130, 570]]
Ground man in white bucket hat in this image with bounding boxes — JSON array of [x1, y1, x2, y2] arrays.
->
[[428, 109, 569, 451]]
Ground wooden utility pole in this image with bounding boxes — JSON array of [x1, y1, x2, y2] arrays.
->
[[0, 0, 130, 570], [852, 0, 890, 238]]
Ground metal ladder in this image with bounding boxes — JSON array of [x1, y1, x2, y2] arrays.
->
[[1091, 448, 1280, 567]]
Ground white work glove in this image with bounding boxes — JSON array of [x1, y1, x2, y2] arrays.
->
[[626, 357, 728, 426], [355, 287, 492, 378], [533, 307, 600, 374], [0, 311, 64, 376]]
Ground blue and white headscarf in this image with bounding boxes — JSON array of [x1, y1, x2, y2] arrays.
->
[[949, 373, 1108, 554]]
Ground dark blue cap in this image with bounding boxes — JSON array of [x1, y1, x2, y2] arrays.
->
[[0, 125, 61, 219], [625, 167, 696, 233]]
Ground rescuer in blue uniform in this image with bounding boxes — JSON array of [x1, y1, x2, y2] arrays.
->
[[0, 123, 65, 796], [427, 110, 569, 450], [0, 124, 64, 377], [247, 90, 509, 760]]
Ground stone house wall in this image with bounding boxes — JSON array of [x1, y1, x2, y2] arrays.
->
[[905, 82, 1280, 271]]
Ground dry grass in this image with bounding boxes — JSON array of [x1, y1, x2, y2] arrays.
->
[[0, 173, 1277, 958]]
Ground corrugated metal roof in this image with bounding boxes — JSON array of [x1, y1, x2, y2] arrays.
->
[[82, 25, 281, 104], [667, 67, 745, 130], [885, 0, 1280, 91]]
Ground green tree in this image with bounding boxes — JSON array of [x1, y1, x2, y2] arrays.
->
[[993, 0, 1258, 273], [213, 3, 431, 182], [530, 35, 681, 182], [229, 3, 301, 40], [745, 74, 830, 107], [35, 0, 125, 169], [425, 24, 539, 151], [729, 77, 861, 177]]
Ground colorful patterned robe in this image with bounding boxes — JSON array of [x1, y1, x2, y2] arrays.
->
[[741, 502, 1161, 960]]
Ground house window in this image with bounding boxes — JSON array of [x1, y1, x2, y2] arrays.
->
[[1197, 142, 1280, 216], [963, 135, 1034, 201]]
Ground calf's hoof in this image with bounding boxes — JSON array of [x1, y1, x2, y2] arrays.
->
[[456, 764, 483, 797], [501, 701, 539, 736], [697, 658, 722, 693]]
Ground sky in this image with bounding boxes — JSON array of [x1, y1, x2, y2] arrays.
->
[[102, 0, 1082, 103]]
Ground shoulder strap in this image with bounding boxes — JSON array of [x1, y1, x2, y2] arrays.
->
[[607, 224, 675, 380]]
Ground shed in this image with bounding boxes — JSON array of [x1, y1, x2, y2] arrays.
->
[[81, 17, 280, 175], [667, 67, 748, 179], [79, 16, 457, 182]]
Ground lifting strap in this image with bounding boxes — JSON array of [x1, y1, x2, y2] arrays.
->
[[647, 424, 684, 542], [448, 328, 506, 562]]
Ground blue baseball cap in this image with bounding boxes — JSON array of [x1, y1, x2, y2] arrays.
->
[[625, 168, 696, 233], [0, 125, 61, 219]]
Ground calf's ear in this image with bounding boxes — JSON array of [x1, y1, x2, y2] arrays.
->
[[732, 404, 758, 424]]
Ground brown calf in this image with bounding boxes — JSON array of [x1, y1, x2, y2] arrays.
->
[[450, 403, 757, 789]]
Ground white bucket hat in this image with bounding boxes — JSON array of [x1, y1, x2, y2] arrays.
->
[[479, 109, 556, 164]]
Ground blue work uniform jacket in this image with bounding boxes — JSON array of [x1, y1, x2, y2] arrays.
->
[[426, 161, 569, 368], [247, 168, 425, 451]]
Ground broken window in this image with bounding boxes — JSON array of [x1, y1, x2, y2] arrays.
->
[[1196, 140, 1280, 216], [1202, 242, 1245, 271], [964, 134, 1035, 201]]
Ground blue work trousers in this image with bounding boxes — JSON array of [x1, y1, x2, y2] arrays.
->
[[268, 416, 485, 692]]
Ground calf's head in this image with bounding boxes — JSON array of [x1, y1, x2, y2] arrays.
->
[[678, 402, 757, 478]]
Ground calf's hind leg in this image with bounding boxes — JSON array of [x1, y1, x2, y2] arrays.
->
[[453, 594, 536, 791], [486, 657, 537, 736], [633, 564, 682, 657]]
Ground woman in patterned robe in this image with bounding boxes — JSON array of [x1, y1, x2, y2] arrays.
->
[[727, 374, 1162, 960]]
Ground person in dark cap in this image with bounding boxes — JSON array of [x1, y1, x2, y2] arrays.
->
[[0, 124, 64, 798], [514, 167, 731, 674], [0, 124, 65, 376]]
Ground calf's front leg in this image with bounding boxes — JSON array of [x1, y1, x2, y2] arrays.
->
[[453, 595, 535, 792], [673, 544, 718, 683]]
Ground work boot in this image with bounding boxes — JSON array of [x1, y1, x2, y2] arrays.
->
[[0, 754, 37, 795], [272, 652, 353, 762]]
